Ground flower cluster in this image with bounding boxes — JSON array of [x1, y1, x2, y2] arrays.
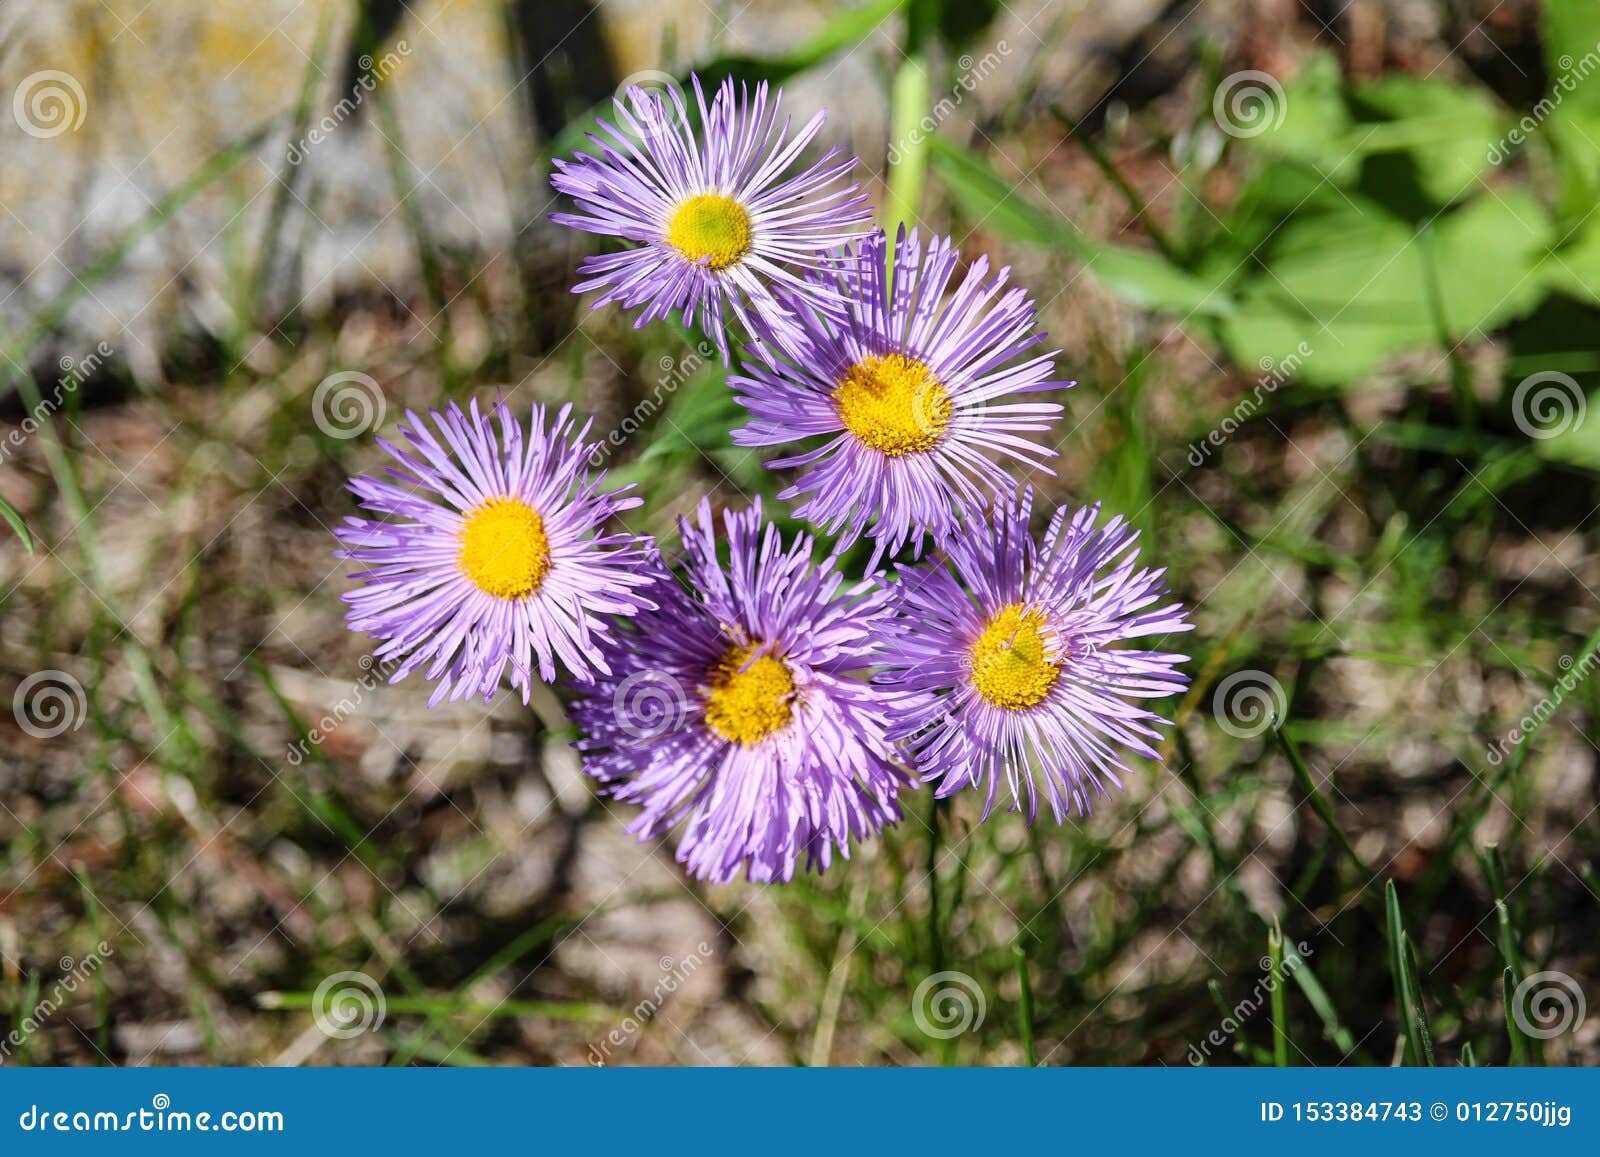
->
[[334, 74, 1192, 883]]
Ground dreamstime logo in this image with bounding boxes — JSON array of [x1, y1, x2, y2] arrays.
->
[[0, 341, 113, 467], [1187, 939, 1314, 1064], [285, 41, 412, 164], [586, 340, 716, 466], [311, 971, 386, 1039], [612, 671, 690, 740], [1487, 38, 1600, 165], [1212, 70, 1286, 139], [285, 653, 408, 766], [1512, 371, 1585, 440], [912, 970, 986, 1040], [1487, 644, 1600, 766], [12, 670, 87, 739], [1187, 342, 1313, 467], [1511, 971, 1586, 1040], [1212, 670, 1286, 739], [586, 942, 713, 1065], [312, 371, 386, 439], [886, 40, 1013, 166], [13, 71, 87, 139], [1, 941, 114, 1061]]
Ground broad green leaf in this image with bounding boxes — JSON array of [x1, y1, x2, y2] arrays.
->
[[1546, 107, 1600, 222], [1543, 3, 1600, 217], [1191, 159, 1353, 291], [1540, 213, 1600, 305], [1428, 190, 1552, 333], [1528, 390, 1600, 469], [1222, 191, 1550, 385], [1350, 75, 1503, 206], [930, 138, 1234, 317], [1249, 53, 1358, 183], [1544, 1, 1600, 115]]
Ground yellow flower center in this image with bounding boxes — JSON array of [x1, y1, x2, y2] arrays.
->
[[665, 193, 752, 270], [704, 643, 794, 745], [970, 604, 1060, 711], [833, 353, 952, 457], [457, 497, 552, 599]]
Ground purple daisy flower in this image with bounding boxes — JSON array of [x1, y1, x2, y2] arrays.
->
[[877, 490, 1191, 821], [335, 399, 657, 705], [549, 74, 871, 356], [572, 499, 910, 883], [730, 228, 1068, 560]]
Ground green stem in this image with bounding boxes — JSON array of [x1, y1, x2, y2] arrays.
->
[[1048, 104, 1179, 263], [884, 0, 937, 237]]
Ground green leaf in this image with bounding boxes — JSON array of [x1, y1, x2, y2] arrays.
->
[[1529, 393, 1600, 470], [1249, 53, 1358, 183], [1543, 4, 1600, 217], [1544, 1, 1600, 115], [1350, 75, 1504, 206], [1549, 109, 1600, 222], [0, 492, 34, 553], [929, 138, 1234, 316], [692, 0, 910, 89], [1221, 191, 1550, 386], [1539, 207, 1600, 305], [1244, 55, 1502, 208], [637, 361, 738, 464]]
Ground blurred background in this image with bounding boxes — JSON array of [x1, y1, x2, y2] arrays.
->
[[1, 0, 1598, 1066]]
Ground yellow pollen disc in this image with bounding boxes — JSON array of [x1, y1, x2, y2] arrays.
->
[[704, 643, 794, 745], [833, 353, 952, 457], [457, 497, 552, 600], [970, 604, 1060, 711], [665, 193, 752, 270]]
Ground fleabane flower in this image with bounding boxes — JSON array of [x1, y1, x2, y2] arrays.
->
[[335, 399, 656, 704], [877, 490, 1191, 821], [572, 499, 910, 883], [549, 74, 872, 357], [731, 228, 1068, 561]]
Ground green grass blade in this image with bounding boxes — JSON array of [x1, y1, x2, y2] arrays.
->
[[1274, 723, 1368, 874], [251, 5, 334, 320], [0, 492, 33, 553], [928, 137, 1235, 316], [1385, 881, 1435, 1066], [1480, 847, 1536, 1058], [1, 123, 272, 371], [1286, 950, 1360, 1058], [1013, 941, 1036, 1067], [1269, 921, 1289, 1066], [259, 991, 616, 1023], [1503, 967, 1533, 1067]]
